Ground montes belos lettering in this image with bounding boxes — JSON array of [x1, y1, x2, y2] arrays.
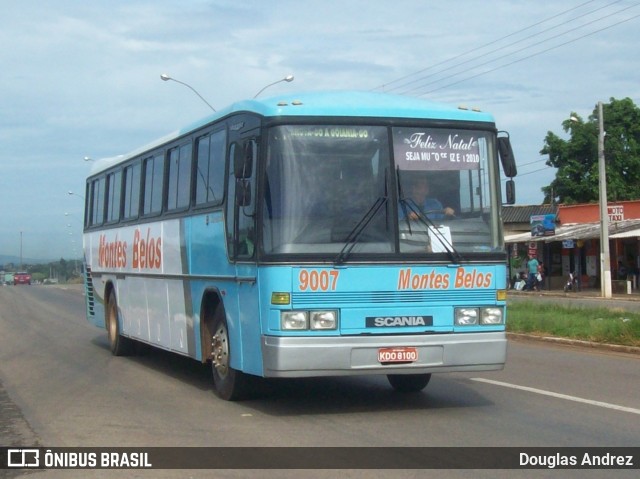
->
[[98, 234, 127, 268], [133, 228, 162, 269], [397, 267, 492, 290]]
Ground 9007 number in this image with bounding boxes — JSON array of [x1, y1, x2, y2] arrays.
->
[[298, 269, 340, 291]]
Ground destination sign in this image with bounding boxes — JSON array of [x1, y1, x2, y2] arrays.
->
[[394, 128, 483, 171]]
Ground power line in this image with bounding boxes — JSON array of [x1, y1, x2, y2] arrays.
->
[[374, 0, 603, 93], [417, 10, 640, 97], [374, 1, 639, 98], [381, 0, 624, 95], [517, 166, 555, 178], [519, 158, 551, 169], [501, 164, 555, 183], [404, 2, 636, 96]]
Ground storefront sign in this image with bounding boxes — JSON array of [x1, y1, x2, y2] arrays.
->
[[530, 214, 556, 237], [608, 205, 624, 221]]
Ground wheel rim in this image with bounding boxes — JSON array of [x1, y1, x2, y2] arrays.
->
[[211, 323, 229, 379], [108, 298, 117, 346]]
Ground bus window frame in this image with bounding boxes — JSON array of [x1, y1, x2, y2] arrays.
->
[[121, 160, 142, 223], [88, 175, 106, 228], [104, 168, 123, 225], [141, 152, 166, 219], [166, 141, 193, 214], [194, 127, 228, 210]]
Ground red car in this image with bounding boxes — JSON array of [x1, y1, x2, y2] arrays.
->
[[14, 272, 32, 285]]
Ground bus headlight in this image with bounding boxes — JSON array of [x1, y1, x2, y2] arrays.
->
[[280, 310, 338, 330], [281, 311, 308, 330], [455, 308, 479, 325], [455, 307, 504, 326], [310, 311, 338, 330], [481, 307, 504, 325]]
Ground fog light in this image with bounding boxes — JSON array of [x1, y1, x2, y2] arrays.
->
[[281, 311, 308, 330]]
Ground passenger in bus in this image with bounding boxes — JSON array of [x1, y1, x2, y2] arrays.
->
[[403, 178, 455, 220]]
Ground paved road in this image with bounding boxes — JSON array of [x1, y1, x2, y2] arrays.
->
[[0, 285, 639, 478]]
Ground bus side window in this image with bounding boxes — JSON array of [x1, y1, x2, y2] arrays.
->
[[90, 176, 106, 226], [105, 170, 122, 223], [167, 143, 192, 211], [196, 129, 226, 206], [123, 162, 141, 220], [142, 154, 164, 216]]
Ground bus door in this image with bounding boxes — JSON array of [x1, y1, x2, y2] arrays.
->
[[225, 125, 261, 375]]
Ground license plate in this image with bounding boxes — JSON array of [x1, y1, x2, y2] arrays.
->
[[378, 347, 418, 364]]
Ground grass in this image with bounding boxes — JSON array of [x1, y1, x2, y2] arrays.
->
[[507, 301, 640, 347]]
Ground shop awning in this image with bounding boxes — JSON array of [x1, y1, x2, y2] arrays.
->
[[610, 227, 640, 239], [505, 218, 640, 243]]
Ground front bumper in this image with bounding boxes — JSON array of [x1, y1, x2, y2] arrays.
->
[[261, 331, 506, 377]]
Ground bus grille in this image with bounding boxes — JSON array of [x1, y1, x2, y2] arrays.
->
[[292, 289, 496, 306], [84, 266, 95, 318]]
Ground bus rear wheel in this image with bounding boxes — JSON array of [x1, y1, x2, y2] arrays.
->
[[210, 312, 249, 401], [387, 373, 431, 393], [106, 293, 133, 356]]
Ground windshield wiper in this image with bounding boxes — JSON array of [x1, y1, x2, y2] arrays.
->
[[398, 199, 463, 264], [334, 196, 387, 265]]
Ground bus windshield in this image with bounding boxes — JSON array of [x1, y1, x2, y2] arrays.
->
[[262, 124, 502, 258]]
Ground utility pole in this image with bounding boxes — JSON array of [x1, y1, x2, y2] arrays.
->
[[598, 101, 612, 298]]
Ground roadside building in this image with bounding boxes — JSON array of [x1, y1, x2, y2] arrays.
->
[[503, 201, 640, 292]]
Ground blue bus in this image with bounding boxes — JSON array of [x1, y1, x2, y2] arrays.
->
[[83, 90, 517, 400]]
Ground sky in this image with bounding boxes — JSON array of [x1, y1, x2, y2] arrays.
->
[[1, 0, 639, 261]]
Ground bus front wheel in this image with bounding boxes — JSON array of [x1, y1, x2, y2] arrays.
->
[[106, 293, 133, 356], [387, 373, 431, 393], [210, 312, 249, 401]]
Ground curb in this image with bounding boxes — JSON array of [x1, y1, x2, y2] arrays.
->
[[507, 332, 640, 355]]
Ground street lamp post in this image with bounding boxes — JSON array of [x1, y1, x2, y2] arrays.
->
[[253, 74, 294, 98], [68, 190, 84, 200], [160, 74, 216, 112], [597, 101, 612, 298]]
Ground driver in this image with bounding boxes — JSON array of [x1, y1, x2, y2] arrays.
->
[[404, 178, 455, 220]]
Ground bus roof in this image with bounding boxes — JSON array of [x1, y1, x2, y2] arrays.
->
[[90, 90, 495, 175]]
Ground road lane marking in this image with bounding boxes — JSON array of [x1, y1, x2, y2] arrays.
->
[[471, 378, 640, 415]]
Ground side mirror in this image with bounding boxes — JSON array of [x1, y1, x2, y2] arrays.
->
[[505, 179, 516, 205], [233, 140, 255, 179], [497, 133, 517, 178]]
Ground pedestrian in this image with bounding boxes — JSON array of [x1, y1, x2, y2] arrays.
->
[[526, 255, 539, 291], [536, 261, 544, 290]]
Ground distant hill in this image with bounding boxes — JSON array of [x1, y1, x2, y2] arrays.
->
[[0, 255, 53, 267]]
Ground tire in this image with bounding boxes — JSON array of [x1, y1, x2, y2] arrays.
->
[[106, 292, 133, 356], [387, 373, 431, 393], [209, 309, 249, 401]]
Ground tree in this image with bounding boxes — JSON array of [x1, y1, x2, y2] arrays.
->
[[540, 97, 640, 204]]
